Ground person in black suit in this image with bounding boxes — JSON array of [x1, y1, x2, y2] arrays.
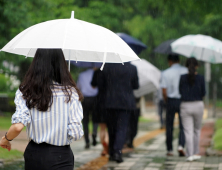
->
[[100, 62, 139, 163]]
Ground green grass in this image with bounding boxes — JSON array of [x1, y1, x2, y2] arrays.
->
[[0, 116, 12, 130], [139, 116, 152, 123], [216, 100, 222, 108], [213, 118, 222, 151], [0, 116, 26, 131], [0, 147, 23, 160]]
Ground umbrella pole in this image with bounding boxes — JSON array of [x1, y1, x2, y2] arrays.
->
[[69, 50, 70, 71]]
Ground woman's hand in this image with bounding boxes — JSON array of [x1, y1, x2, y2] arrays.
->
[[0, 136, 11, 151]]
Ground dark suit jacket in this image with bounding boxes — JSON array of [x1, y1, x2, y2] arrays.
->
[[100, 62, 139, 110]]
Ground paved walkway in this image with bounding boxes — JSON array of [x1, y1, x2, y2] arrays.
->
[[72, 119, 218, 170], [0, 107, 220, 170]]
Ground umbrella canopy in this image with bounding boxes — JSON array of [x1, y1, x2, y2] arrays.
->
[[154, 39, 177, 55], [116, 33, 147, 55], [71, 61, 102, 68], [131, 59, 161, 98], [1, 11, 140, 70], [171, 34, 222, 63]]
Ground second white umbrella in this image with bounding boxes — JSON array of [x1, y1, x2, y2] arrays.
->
[[171, 34, 222, 63], [131, 59, 161, 98]]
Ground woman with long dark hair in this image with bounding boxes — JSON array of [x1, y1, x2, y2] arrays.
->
[[0, 49, 84, 170], [179, 57, 205, 162]]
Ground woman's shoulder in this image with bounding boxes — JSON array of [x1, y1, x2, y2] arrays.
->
[[15, 88, 23, 97], [70, 87, 80, 100]]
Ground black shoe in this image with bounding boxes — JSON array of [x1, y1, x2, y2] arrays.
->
[[109, 156, 114, 161], [113, 153, 123, 163], [85, 143, 90, 149], [178, 149, 185, 157], [92, 135, 97, 146], [127, 143, 134, 148]]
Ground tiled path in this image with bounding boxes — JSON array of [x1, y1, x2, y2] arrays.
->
[[0, 116, 220, 170], [73, 119, 219, 170]]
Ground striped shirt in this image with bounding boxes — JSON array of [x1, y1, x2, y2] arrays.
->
[[11, 85, 84, 146]]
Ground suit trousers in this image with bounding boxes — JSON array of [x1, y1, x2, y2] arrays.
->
[[106, 109, 130, 156], [126, 108, 140, 147], [166, 98, 185, 151], [82, 96, 98, 144], [180, 101, 204, 156], [24, 140, 74, 170]]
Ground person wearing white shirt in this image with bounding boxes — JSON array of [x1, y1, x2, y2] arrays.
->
[[77, 69, 99, 149], [161, 54, 188, 157]]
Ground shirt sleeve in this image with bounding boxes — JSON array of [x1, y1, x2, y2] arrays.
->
[[11, 89, 31, 126], [67, 95, 84, 142], [160, 73, 167, 88]]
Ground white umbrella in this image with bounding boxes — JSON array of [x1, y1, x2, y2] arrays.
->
[[131, 59, 161, 98], [171, 34, 222, 63], [0, 11, 140, 70]]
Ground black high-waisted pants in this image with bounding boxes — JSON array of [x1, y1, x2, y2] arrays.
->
[[24, 140, 74, 170]]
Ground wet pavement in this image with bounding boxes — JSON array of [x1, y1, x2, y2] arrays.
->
[[0, 108, 221, 170], [73, 119, 220, 170]]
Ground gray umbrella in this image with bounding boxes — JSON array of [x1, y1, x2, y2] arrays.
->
[[154, 39, 177, 55]]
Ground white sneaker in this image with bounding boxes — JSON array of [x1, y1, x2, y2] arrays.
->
[[193, 155, 201, 160], [178, 146, 183, 150], [186, 156, 193, 162]]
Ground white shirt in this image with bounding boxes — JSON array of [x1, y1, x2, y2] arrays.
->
[[12, 85, 84, 146], [161, 63, 188, 99], [77, 69, 98, 97]]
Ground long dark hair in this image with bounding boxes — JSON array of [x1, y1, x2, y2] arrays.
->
[[19, 49, 83, 111], [185, 57, 198, 85]]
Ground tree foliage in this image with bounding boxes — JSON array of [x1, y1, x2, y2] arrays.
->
[[1, 0, 222, 98]]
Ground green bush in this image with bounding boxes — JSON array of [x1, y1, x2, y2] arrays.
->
[[0, 74, 8, 92], [213, 118, 222, 151], [215, 119, 222, 130]]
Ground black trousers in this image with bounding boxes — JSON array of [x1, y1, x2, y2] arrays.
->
[[158, 100, 166, 127], [82, 96, 98, 144], [106, 109, 130, 156], [126, 108, 140, 147], [24, 141, 74, 170], [166, 98, 185, 151]]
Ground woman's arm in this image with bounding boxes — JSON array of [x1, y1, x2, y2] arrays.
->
[[0, 123, 24, 151], [0, 89, 30, 151]]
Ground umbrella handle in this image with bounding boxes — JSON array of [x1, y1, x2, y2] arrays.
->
[[100, 52, 107, 71], [71, 11, 75, 19]]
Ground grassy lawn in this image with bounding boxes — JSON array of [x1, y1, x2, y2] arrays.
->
[[214, 118, 222, 151], [0, 147, 23, 160], [0, 116, 12, 130], [216, 100, 222, 108], [139, 116, 152, 123]]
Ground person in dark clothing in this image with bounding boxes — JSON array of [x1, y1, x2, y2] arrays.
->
[[125, 97, 140, 148], [179, 57, 205, 162], [100, 63, 139, 163], [91, 69, 109, 156]]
